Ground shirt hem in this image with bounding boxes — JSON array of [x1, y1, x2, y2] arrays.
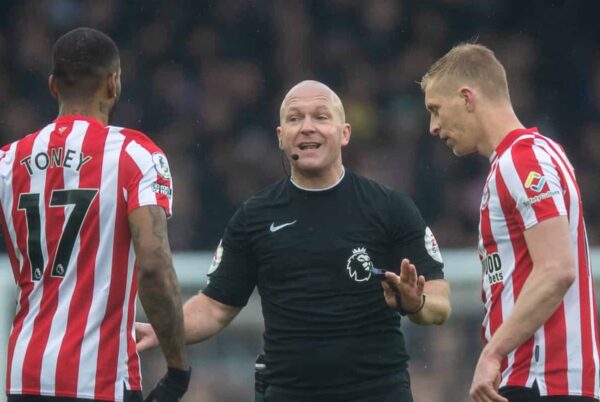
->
[[7, 387, 142, 402]]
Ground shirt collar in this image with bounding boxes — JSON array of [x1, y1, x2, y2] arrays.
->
[[54, 114, 106, 128], [489, 127, 538, 163], [290, 166, 346, 192]]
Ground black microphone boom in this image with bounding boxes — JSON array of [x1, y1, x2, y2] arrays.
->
[[291, 154, 299, 160]]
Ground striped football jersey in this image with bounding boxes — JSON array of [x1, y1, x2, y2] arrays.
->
[[479, 127, 599, 398], [0, 115, 173, 401]]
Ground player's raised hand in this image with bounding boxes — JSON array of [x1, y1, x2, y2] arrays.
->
[[381, 258, 426, 314], [136, 322, 160, 352]]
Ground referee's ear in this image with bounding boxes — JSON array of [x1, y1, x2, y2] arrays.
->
[[276, 126, 283, 149], [48, 75, 59, 100], [340, 123, 351, 148]]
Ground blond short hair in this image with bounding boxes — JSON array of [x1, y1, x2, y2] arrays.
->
[[420, 43, 510, 101]]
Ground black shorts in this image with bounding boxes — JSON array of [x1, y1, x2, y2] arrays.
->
[[7, 397, 109, 402], [263, 382, 412, 402], [260, 372, 413, 402], [500, 383, 599, 402], [7, 389, 143, 402]]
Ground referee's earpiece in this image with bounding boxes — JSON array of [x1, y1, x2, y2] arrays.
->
[[278, 138, 283, 149]]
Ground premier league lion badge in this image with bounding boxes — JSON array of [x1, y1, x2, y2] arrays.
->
[[346, 247, 373, 282]]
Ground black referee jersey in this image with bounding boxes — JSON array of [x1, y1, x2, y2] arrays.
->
[[203, 170, 444, 394]]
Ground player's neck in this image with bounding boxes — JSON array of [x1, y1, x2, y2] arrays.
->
[[57, 100, 111, 126], [291, 164, 345, 190], [478, 106, 524, 157]]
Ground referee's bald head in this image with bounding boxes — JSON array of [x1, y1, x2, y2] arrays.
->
[[280, 80, 346, 125]]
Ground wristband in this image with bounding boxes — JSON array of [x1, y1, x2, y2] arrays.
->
[[398, 293, 426, 316], [144, 366, 191, 402], [164, 366, 191, 393]]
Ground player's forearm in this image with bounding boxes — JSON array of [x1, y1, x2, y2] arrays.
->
[[483, 262, 574, 360], [409, 280, 451, 325], [408, 292, 451, 325], [138, 256, 187, 370], [183, 293, 241, 344]]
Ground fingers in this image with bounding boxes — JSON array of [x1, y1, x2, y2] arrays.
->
[[470, 363, 508, 402], [383, 270, 401, 285], [137, 337, 154, 352], [399, 259, 418, 286], [470, 386, 508, 402], [399, 258, 410, 282], [417, 275, 426, 293], [135, 322, 158, 352]]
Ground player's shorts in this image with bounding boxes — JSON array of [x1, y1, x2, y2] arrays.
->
[[7, 389, 143, 402], [500, 382, 599, 402]]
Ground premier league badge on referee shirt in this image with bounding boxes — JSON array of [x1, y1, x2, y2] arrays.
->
[[424, 227, 443, 263], [346, 247, 373, 282]]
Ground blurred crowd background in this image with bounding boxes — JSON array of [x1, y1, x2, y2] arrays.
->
[[2, 0, 600, 251], [1, 1, 600, 401]]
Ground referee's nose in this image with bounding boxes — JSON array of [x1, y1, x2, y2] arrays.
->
[[300, 115, 316, 134]]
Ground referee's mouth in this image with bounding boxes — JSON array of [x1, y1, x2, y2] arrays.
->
[[298, 143, 321, 150]]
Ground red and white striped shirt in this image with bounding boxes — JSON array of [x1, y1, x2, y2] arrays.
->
[[479, 127, 599, 398], [0, 115, 173, 401]]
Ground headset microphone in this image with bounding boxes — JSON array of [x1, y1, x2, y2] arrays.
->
[[291, 154, 299, 161]]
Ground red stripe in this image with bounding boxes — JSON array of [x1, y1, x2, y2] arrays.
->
[[21, 124, 69, 393], [54, 123, 107, 394]]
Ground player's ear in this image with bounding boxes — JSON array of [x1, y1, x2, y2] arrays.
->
[[341, 123, 351, 148], [48, 75, 59, 100], [107, 72, 118, 99], [459, 86, 476, 112]]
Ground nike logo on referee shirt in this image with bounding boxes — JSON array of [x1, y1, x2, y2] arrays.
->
[[269, 220, 297, 232]]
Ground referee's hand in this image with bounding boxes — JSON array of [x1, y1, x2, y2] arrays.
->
[[136, 322, 159, 352], [381, 258, 425, 313], [145, 367, 192, 402]]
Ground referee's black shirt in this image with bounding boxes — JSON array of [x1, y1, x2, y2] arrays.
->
[[203, 170, 444, 393]]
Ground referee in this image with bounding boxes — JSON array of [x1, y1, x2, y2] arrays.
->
[[137, 80, 451, 402]]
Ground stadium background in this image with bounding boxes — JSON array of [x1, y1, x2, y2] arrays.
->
[[0, 0, 599, 401]]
